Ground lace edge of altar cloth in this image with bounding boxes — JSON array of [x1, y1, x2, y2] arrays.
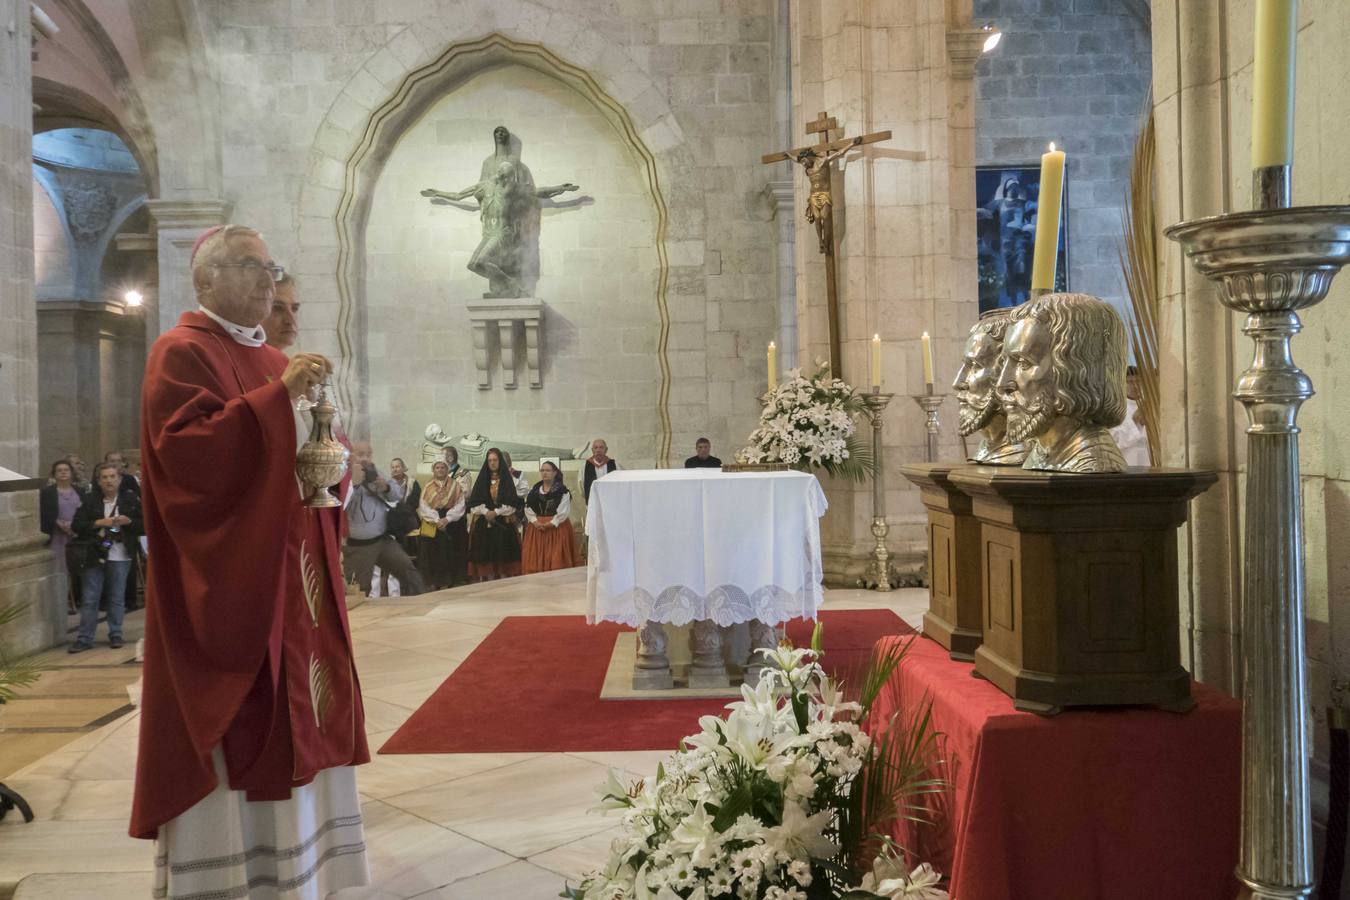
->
[[588, 583, 825, 627]]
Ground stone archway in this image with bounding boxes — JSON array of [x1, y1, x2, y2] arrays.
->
[[297, 27, 700, 465]]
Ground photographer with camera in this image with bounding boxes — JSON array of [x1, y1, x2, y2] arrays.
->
[[68, 462, 142, 652], [343, 442, 425, 597]]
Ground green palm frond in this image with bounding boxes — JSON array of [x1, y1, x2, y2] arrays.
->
[[843, 699, 946, 875], [0, 601, 48, 704], [856, 636, 911, 720]]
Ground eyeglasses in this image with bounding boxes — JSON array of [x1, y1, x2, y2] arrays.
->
[[210, 260, 286, 283]]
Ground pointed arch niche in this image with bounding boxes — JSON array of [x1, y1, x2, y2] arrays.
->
[[332, 34, 673, 465]]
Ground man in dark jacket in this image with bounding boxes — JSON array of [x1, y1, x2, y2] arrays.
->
[[684, 437, 722, 469], [69, 462, 143, 652]]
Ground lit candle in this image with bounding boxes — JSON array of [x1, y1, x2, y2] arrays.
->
[[1252, 0, 1298, 169], [921, 331, 934, 387], [871, 334, 882, 389], [767, 341, 777, 391], [1030, 142, 1066, 292]]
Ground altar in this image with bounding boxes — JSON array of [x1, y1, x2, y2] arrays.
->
[[585, 468, 827, 689]]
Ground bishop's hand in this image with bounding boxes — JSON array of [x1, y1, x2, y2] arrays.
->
[[282, 352, 332, 399]]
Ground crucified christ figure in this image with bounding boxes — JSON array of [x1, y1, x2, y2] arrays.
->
[[793, 135, 863, 255], [421, 130, 579, 299]]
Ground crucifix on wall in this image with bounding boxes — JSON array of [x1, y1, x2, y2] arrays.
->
[[763, 111, 892, 377]]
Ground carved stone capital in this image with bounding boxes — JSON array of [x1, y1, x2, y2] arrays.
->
[[766, 179, 794, 218], [145, 199, 233, 233], [946, 28, 989, 80]]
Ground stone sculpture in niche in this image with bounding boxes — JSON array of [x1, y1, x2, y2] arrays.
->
[[996, 292, 1128, 473], [953, 308, 1026, 465], [421, 125, 580, 299]]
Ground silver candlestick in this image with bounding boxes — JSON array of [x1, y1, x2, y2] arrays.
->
[[913, 387, 944, 463], [1166, 165, 1350, 900], [861, 389, 894, 591]]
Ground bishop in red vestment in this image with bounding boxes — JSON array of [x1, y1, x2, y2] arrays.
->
[[130, 225, 369, 897]]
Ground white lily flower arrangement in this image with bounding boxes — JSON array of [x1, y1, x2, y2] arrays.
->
[[564, 630, 946, 900], [738, 363, 875, 483]]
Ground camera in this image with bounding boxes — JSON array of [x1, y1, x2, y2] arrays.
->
[[362, 463, 380, 484]]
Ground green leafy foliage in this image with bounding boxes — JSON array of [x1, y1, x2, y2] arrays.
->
[[0, 601, 48, 705]]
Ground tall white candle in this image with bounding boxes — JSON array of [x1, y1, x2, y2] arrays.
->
[[1031, 143, 1066, 292], [767, 342, 777, 391], [1252, 0, 1298, 169], [921, 332, 934, 386], [871, 335, 882, 389]]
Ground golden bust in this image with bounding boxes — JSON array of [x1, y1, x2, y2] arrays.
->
[[997, 293, 1128, 474], [953, 309, 1027, 465]]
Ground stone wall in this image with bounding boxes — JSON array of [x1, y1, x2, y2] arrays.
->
[[973, 0, 1152, 316], [191, 0, 783, 472], [0, 8, 63, 658], [1151, 0, 1350, 804]]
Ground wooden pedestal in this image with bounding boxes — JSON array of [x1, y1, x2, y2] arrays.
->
[[947, 466, 1216, 715], [901, 462, 983, 660]]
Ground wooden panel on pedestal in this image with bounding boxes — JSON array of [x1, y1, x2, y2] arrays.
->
[[948, 466, 1216, 714], [901, 463, 983, 660]]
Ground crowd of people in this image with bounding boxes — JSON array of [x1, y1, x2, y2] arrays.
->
[[346, 431, 728, 597], [39, 430, 732, 615]]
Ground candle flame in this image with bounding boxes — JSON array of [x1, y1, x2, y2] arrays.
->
[[922, 331, 929, 339], [1048, 142, 1056, 152], [873, 334, 880, 341], [769, 341, 775, 348]]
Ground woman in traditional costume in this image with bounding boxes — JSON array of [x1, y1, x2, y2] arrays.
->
[[442, 447, 473, 585], [522, 461, 578, 574], [417, 460, 466, 590], [466, 447, 524, 580]]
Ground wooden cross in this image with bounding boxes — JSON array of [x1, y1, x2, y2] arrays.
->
[[763, 110, 892, 378]]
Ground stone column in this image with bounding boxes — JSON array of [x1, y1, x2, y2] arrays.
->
[[1150, 1, 1242, 691], [0, 4, 62, 656], [791, 0, 977, 584], [145, 199, 232, 342]]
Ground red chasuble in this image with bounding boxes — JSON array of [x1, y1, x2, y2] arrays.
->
[[130, 311, 368, 840]]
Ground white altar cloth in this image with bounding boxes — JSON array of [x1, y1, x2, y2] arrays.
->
[[586, 468, 828, 626]]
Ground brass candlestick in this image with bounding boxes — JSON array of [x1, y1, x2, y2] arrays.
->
[[296, 384, 349, 508], [861, 389, 894, 591], [1166, 164, 1350, 900], [913, 385, 945, 463]]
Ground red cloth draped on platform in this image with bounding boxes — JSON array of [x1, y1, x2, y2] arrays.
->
[[872, 635, 1240, 900], [130, 311, 368, 840]]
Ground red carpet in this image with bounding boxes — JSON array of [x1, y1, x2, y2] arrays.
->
[[379, 610, 911, 754]]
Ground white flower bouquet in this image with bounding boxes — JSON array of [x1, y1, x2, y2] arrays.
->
[[739, 364, 875, 482], [564, 633, 946, 900]]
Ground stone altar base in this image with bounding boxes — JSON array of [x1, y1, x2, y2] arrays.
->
[[602, 632, 744, 700], [901, 462, 984, 661], [621, 620, 769, 696], [948, 466, 1216, 715]]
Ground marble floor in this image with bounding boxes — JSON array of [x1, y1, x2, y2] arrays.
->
[[0, 569, 927, 899]]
